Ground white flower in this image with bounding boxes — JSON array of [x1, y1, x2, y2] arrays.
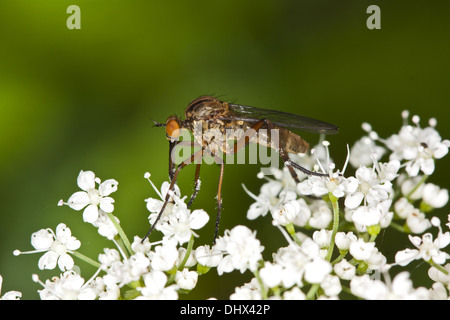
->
[[334, 259, 356, 280], [307, 199, 332, 229], [303, 257, 332, 284], [335, 232, 357, 252], [320, 274, 342, 297], [244, 180, 283, 220], [312, 229, 332, 249], [135, 271, 178, 300], [62, 170, 118, 223], [385, 117, 450, 177], [149, 239, 179, 271], [102, 252, 151, 288], [428, 263, 450, 285], [259, 262, 283, 288], [394, 197, 414, 219], [175, 269, 198, 290], [271, 197, 301, 226], [34, 271, 97, 300], [92, 210, 119, 240], [177, 247, 197, 268], [0, 275, 21, 300], [282, 286, 306, 300], [215, 225, 264, 275], [406, 209, 431, 234], [298, 174, 358, 200], [145, 180, 209, 245], [350, 272, 430, 300], [422, 183, 449, 209], [349, 238, 376, 261], [195, 245, 223, 268], [344, 164, 395, 209], [400, 176, 425, 200], [98, 248, 121, 270], [230, 278, 262, 300], [394, 197, 431, 233], [395, 218, 450, 266], [14, 223, 81, 271], [350, 136, 386, 168], [352, 205, 382, 228]]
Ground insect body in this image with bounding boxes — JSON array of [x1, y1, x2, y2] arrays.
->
[[143, 96, 338, 243]]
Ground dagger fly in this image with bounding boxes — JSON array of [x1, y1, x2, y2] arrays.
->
[[143, 96, 339, 243]]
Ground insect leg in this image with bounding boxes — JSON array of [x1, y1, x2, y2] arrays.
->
[[257, 119, 328, 179], [187, 163, 201, 208], [213, 162, 225, 244], [142, 148, 204, 243]]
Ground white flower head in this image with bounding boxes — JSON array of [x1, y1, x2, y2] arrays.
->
[[335, 232, 357, 252], [259, 262, 283, 288], [230, 278, 263, 300], [349, 135, 386, 168], [344, 159, 398, 210], [334, 259, 356, 280], [215, 225, 264, 275], [14, 223, 81, 271], [149, 239, 179, 271], [297, 144, 358, 199], [350, 272, 429, 300], [175, 269, 198, 290], [33, 271, 97, 300], [61, 170, 118, 223], [145, 178, 209, 245], [422, 183, 449, 209], [195, 245, 223, 268], [349, 238, 376, 261], [135, 270, 178, 300], [395, 218, 450, 266], [384, 115, 450, 177]]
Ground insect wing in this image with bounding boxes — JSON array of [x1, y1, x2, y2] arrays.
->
[[226, 103, 339, 135]]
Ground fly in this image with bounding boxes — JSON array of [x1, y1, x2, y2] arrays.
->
[[143, 96, 339, 243]]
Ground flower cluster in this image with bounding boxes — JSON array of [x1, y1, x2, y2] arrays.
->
[[5, 110, 450, 300]]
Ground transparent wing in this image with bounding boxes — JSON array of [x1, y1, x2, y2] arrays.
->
[[225, 103, 339, 134]]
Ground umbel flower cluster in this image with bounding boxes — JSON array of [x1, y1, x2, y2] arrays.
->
[[3, 111, 450, 300]]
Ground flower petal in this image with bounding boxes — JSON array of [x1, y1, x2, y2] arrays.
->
[[99, 179, 119, 197], [344, 192, 364, 209], [55, 223, 71, 243], [189, 210, 209, 230], [31, 229, 54, 250], [83, 204, 99, 223], [38, 251, 58, 270], [77, 170, 96, 191], [394, 249, 419, 266], [100, 197, 115, 213], [67, 191, 90, 211], [58, 253, 75, 271]]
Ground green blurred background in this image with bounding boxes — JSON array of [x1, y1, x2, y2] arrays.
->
[[1, 1, 449, 299]]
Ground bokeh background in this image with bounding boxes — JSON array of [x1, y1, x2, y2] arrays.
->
[[1, 1, 449, 299]]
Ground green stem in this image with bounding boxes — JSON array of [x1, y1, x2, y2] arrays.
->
[[405, 175, 429, 200], [325, 193, 340, 262], [429, 260, 449, 275], [285, 223, 302, 246], [70, 250, 101, 269], [306, 284, 320, 300], [168, 235, 196, 284], [389, 221, 407, 233], [178, 235, 195, 270], [106, 212, 133, 256], [331, 251, 347, 266], [253, 269, 268, 300]]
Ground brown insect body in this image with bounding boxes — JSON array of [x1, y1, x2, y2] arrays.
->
[[184, 96, 310, 156]]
